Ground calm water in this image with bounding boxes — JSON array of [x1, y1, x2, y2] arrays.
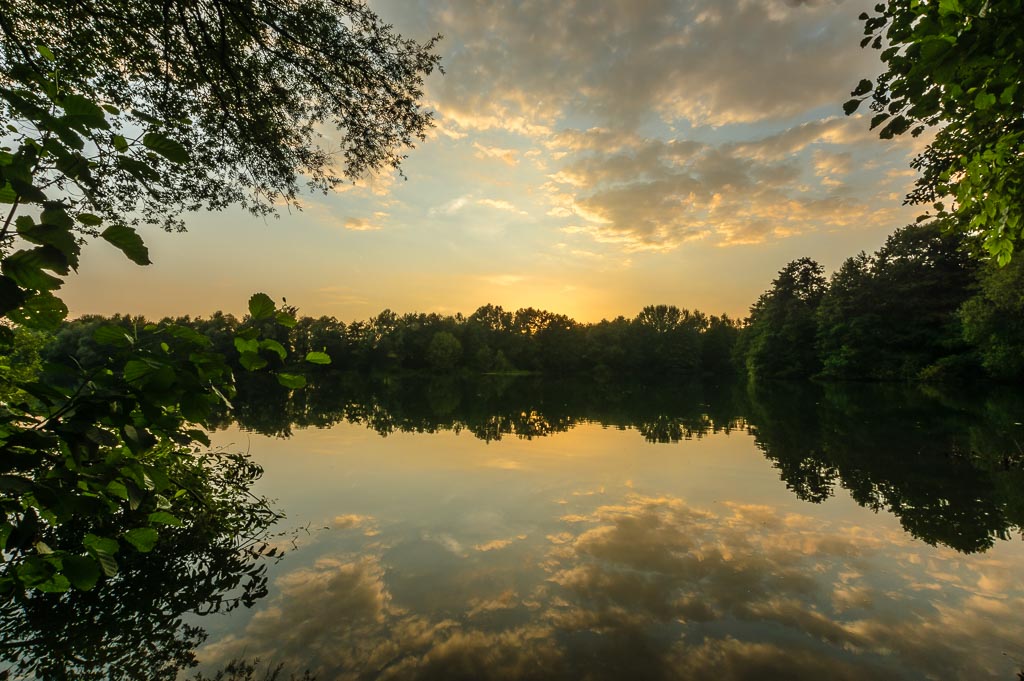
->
[[5, 377, 1024, 680]]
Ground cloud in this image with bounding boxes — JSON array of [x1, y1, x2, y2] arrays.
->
[[344, 215, 386, 231], [477, 198, 528, 215], [418, 0, 881, 133], [543, 130, 905, 251], [430, 195, 473, 216], [473, 142, 520, 166]]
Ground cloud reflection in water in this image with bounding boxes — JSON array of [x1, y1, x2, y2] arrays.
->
[[198, 492, 1024, 680]]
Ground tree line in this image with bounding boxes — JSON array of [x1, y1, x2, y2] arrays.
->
[[43, 304, 743, 380], [40, 220, 1024, 384], [739, 221, 1024, 383]]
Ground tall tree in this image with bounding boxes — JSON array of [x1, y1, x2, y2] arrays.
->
[[741, 258, 826, 380], [817, 223, 978, 381]]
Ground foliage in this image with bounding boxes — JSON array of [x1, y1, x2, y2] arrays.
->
[[49, 303, 746, 381], [847, 0, 1024, 263], [960, 256, 1024, 381], [0, 325, 45, 402], [0, 452, 283, 680], [740, 258, 827, 380], [0, 1, 440, 235], [0, 292, 308, 596], [425, 331, 462, 372], [190, 659, 315, 681], [816, 222, 979, 380], [0, 0, 435, 598]]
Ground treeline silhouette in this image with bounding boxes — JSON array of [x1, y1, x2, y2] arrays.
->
[[45, 304, 742, 379], [737, 221, 1024, 382], [45, 223, 1024, 385], [217, 373, 1024, 555]]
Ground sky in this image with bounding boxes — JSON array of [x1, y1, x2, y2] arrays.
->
[[63, 0, 926, 323]]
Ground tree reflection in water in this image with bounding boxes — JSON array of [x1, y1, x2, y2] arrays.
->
[[229, 373, 1024, 554], [0, 453, 286, 681]]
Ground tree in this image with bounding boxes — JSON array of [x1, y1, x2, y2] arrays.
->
[[0, 1, 441, 236], [0, 1, 435, 596], [426, 331, 462, 372], [960, 256, 1024, 381], [816, 223, 978, 381], [846, 0, 1024, 263], [740, 258, 826, 380]]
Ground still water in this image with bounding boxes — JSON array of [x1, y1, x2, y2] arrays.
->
[[4, 377, 1024, 680], [192, 377, 1024, 680]]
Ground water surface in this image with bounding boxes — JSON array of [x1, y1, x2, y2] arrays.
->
[[187, 377, 1024, 680]]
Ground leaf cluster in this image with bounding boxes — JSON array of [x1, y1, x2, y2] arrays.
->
[[0, 1, 441, 233], [847, 0, 1024, 263]]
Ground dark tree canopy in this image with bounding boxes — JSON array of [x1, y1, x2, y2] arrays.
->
[[847, 0, 1024, 263], [0, 0, 441, 233], [740, 258, 827, 380]]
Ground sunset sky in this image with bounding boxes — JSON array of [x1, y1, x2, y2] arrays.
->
[[63, 0, 925, 323]]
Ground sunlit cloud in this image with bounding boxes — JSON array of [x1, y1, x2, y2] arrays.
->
[[344, 213, 387, 232], [473, 142, 520, 166], [429, 195, 473, 216], [476, 198, 528, 215]]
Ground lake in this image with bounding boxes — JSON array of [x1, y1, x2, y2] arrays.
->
[[5, 376, 1024, 680]]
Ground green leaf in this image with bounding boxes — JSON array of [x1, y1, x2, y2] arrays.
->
[[40, 202, 75, 229], [7, 291, 67, 330], [142, 132, 190, 164], [234, 337, 259, 354], [105, 480, 129, 499], [305, 351, 331, 365], [147, 511, 182, 527], [83, 534, 120, 555], [17, 223, 80, 270], [248, 292, 275, 319], [123, 359, 160, 384], [2, 247, 67, 290], [34, 573, 71, 593], [186, 428, 212, 447], [55, 153, 91, 182], [62, 555, 101, 590], [261, 339, 288, 360], [239, 351, 268, 371], [36, 45, 55, 62], [101, 224, 151, 265], [95, 552, 119, 578], [180, 393, 211, 423], [0, 182, 16, 203], [275, 311, 297, 328], [277, 372, 307, 389], [974, 91, 997, 111], [93, 325, 133, 347], [61, 94, 108, 130], [843, 98, 861, 115], [112, 134, 129, 153], [123, 527, 159, 552], [115, 155, 159, 182], [77, 213, 103, 226]]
